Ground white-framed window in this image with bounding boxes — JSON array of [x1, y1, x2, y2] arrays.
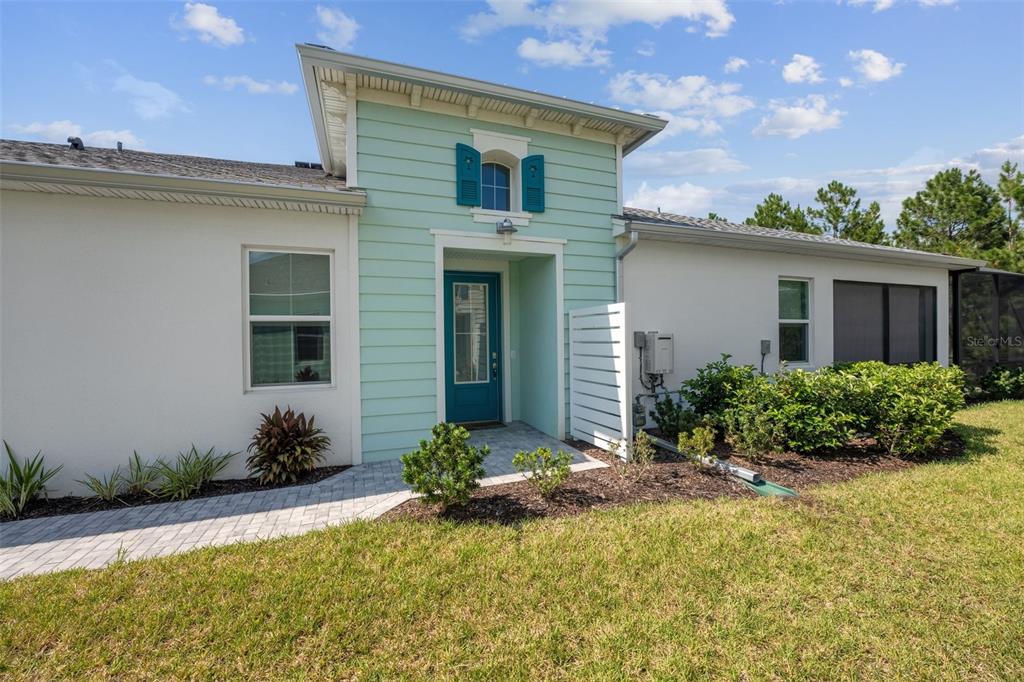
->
[[779, 278, 811, 364], [244, 247, 334, 390], [481, 162, 512, 212]]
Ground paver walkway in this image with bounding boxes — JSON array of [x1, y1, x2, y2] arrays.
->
[[0, 423, 606, 580]]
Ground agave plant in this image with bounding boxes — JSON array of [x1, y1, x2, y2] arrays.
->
[[78, 468, 124, 502], [124, 450, 158, 496], [152, 445, 236, 501], [247, 406, 330, 485], [1, 441, 63, 519]]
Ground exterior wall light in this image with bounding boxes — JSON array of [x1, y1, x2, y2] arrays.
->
[[496, 217, 517, 245]]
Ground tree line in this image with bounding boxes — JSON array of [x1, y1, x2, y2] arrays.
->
[[728, 161, 1024, 273]]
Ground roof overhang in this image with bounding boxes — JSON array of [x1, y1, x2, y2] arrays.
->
[[0, 161, 366, 215], [626, 219, 986, 271], [296, 45, 667, 176]]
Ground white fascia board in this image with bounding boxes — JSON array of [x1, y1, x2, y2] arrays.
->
[[295, 45, 667, 149], [627, 221, 986, 270], [0, 161, 367, 210], [297, 52, 336, 177]]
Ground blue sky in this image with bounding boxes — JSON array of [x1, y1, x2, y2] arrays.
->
[[2, 0, 1022, 226]]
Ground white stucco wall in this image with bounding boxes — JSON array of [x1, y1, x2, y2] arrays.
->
[[0, 191, 357, 494], [623, 237, 952, 400]]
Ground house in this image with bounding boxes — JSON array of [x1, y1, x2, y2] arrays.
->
[[0, 47, 983, 493]]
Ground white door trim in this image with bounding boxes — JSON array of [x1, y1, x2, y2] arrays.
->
[[432, 230, 565, 438]]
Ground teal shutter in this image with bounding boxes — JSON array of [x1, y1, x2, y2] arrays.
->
[[455, 143, 481, 206], [521, 155, 545, 213]]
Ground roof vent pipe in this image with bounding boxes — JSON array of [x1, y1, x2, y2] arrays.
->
[[67, 137, 85, 150], [117, 141, 123, 152]]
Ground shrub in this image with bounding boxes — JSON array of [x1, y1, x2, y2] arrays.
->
[[722, 375, 790, 457], [124, 450, 158, 496], [401, 423, 489, 509], [724, 370, 858, 455], [978, 365, 1024, 401], [609, 430, 656, 484], [153, 446, 236, 501], [512, 446, 573, 498], [841, 362, 965, 456], [678, 424, 716, 471], [648, 392, 697, 442], [0, 442, 63, 519], [723, 362, 966, 458], [247, 406, 331, 485], [78, 469, 124, 502], [679, 354, 757, 428]]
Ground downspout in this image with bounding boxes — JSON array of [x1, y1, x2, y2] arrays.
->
[[615, 229, 639, 302]]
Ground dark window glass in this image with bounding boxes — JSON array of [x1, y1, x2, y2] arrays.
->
[[251, 322, 331, 386], [834, 281, 886, 362], [780, 323, 809, 363], [481, 162, 511, 211], [834, 281, 936, 364]]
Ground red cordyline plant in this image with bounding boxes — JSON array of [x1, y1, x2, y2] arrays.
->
[[247, 406, 330, 485]]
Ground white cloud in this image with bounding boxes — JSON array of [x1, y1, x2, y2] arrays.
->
[[848, 48, 905, 82], [609, 71, 754, 119], [627, 180, 715, 216], [113, 74, 188, 119], [179, 2, 244, 46], [203, 75, 298, 95], [8, 120, 82, 143], [712, 135, 1019, 227], [636, 40, 656, 57], [8, 120, 143, 148], [626, 148, 748, 175], [645, 110, 723, 140], [724, 57, 748, 74], [839, 77, 854, 88], [461, 1, 734, 68], [315, 5, 359, 50], [753, 95, 844, 139], [848, 0, 955, 10], [517, 37, 610, 67], [782, 54, 824, 84], [848, 0, 894, 12], [83, 129, 145, 148]]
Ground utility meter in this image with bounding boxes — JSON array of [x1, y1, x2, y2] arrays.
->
[[642, 332, 674, 375]]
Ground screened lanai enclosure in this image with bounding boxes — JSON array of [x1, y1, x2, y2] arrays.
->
[[953, 268, 1024, 379]]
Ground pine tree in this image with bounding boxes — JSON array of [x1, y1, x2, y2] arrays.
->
[[745, 193, 820, 234], [805, 181, 887, 244], [893, 168, 1007, 254], [997, 160, 1024, 249]]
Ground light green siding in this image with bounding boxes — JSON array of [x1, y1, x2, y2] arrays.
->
[[356, 101, 618, 462]]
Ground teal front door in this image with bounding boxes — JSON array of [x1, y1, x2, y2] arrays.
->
[[444, 271, 502, 424]]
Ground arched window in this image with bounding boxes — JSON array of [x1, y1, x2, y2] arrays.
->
[[481, 162, 511, 212]]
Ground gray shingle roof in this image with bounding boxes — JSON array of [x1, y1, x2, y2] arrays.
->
[[621, 206, 961, 260], [0, 139, 347, 192]]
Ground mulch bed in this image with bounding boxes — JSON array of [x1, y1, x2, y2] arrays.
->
[[381, 433, 966, 526], [2, 465, 350, 523]]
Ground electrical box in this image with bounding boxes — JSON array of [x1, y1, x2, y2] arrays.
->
[[760, 339, 771, 356], [633, 331, 647, 349], [642, 332, 674, 374]]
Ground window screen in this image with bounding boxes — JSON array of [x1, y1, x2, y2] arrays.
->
[[834, 280, 936, 364]]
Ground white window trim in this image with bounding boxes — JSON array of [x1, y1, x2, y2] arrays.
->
[[470, 128, 532, 226], [779, 277, 813, 367], [470, 207, 532, 226], [242, 246, 337, 393]]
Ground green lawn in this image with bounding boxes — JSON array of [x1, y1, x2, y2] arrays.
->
[[3, 402, 1023, 680]]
